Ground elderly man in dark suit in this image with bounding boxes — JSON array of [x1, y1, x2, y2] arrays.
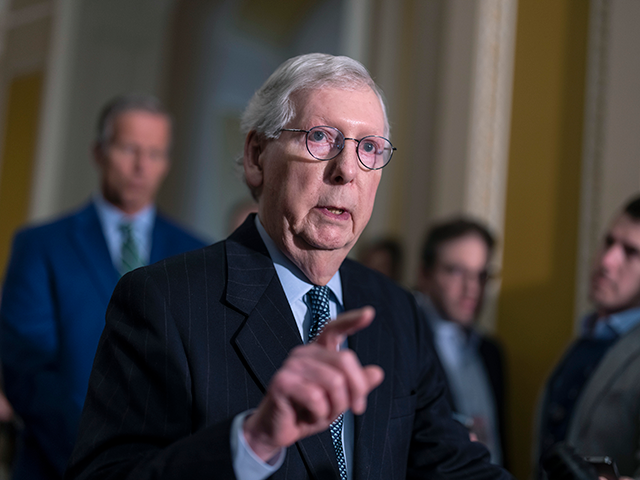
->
[[0, 94, 207, 480], [65, 53, 511, 480]]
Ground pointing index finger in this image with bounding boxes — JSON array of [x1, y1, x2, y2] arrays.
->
[[314, 306, 376, 351]]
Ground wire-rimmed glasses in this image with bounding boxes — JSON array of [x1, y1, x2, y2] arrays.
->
[[279, 125, 396, 170]]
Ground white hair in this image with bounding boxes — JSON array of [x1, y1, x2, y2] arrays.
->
[[240, 53, 389, 138]]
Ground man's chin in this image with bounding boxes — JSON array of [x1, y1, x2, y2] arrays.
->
[[295, 229, 356, 252]]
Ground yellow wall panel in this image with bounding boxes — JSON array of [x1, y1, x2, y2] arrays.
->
[[0, 72, 43, 277], [496, 1, 589, 478]]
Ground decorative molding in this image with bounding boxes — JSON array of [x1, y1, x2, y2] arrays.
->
[[464, 0, 518, 331], [465, 0, 517, 236], [574, 0, 610, 329], [29, 0, 81, 220]]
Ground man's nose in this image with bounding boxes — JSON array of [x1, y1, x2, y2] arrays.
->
[[600, 244, 622, 270], [133, 149, 154, 170], [463, 273, 482, 296], [327, 140, 359, 184]]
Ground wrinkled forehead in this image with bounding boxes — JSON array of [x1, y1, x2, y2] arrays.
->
[[290, 86, 388, 136]]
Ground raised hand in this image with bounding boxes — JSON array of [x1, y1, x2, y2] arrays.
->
[[243, 306, 385, 461]]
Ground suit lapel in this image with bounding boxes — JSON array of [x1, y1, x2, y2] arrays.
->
[[70, 203, 120, 298], [227, 217, 341, 478], [341, 262, 394, 480]]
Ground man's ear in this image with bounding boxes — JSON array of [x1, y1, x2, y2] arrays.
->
[[243, 131, 265, 190]]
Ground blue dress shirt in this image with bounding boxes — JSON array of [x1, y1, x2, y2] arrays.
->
[[581, 306, 640, 339]]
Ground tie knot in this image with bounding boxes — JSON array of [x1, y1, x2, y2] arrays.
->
[[308, 285, 330, 309], [119, 222, 133, 235]]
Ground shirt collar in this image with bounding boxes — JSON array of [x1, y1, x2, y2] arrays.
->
[[254, 215, 343, 308], [93, 191, 156, 231], [581, 306, 640, 339]]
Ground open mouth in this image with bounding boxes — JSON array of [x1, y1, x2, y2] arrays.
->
[[318, 205, 350, 219], [326, 207, 344, 215]]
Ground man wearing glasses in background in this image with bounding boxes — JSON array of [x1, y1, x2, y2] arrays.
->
[[66, 53, 511, 480], [414, 219, 508, 468]]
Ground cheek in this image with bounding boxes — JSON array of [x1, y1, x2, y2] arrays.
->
[[360, 175, 381, 213], [152, 164, 169, 185], [435, 280, 456, 303], [620, 272, 640, 297]]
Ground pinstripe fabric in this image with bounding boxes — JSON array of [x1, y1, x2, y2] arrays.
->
[[66, 215, 512, 480]]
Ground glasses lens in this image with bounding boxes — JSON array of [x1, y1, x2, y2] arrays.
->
[[357, 136, 394, 169], [305, 126, 344, 160]]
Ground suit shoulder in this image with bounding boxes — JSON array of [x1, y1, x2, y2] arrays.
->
[[143, 240, 224, 278], [342, 257, 413, 299], [11, 204, 92, 243], [155, 213, 209, 248]]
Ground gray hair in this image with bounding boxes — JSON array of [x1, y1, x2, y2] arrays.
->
[[95, 93, 172, 151], [240, 53, 389, 139]]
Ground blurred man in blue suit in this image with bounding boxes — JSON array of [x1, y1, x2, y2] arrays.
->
[[0, 93, 207, 480]]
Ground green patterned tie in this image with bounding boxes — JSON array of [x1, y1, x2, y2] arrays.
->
[[119, 223, 144, 275], [307, 285, 348, 480]]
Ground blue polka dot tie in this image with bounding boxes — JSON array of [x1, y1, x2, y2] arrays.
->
[[307, 285, 347, 480]]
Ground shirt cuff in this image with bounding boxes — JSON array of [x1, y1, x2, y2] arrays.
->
[[230, 410, 286, 480]]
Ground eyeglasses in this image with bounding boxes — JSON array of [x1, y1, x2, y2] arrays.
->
[[438, 264, 496, 285], [279, 125, 396, 170]]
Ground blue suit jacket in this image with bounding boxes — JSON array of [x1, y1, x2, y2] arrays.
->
[[65, 216, 511, 479], [0, 202, 207, 480]]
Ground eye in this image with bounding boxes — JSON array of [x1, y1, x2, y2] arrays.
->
[[623, 245, 640, 258], [604, 235, 615, 248], [114, 144, 137, 157], [360, 140, 378, 154], [442, 265, 464, 277], [309, 129, 327, 143]]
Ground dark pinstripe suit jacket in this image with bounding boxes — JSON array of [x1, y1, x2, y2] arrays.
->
[[65, 217, 511, 480]]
